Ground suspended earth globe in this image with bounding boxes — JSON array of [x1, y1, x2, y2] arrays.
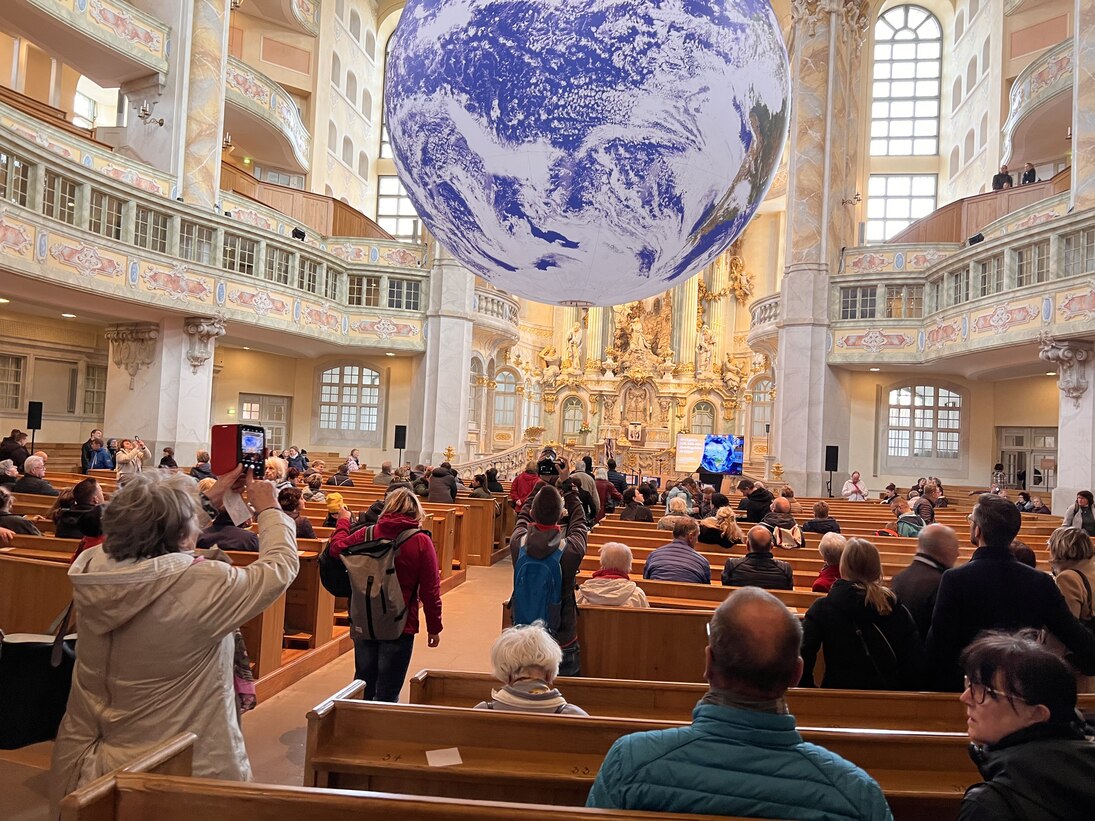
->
[[385, 0, 789, 306]]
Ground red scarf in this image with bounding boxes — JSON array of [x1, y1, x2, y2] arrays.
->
[[592, 568, 630, 580]]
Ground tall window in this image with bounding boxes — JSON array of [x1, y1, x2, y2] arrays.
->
[[223, 233, 257, 276], [494, 371, 517, 427], [885, 285, 923, 318], [468, 360, 483, 426], [865, 174, 937, 242], [561, 396, 584, 436], [89, 190, 123, 239], [379, 35, 394, 157], [1016, 241, 1048, 288], [523, 381, 542, 430], [977, 254, 1004, 298], [181, 221, 215, 265], [870, 5, 942, 157], [265, 247, 291, 285], [377, 175, 420, 240], [691, 401, 715, 436], [319, 364, 381, 432], [0, 354, 23, 410], [347, 274, 381, 306], [135, 206, 169, 252], [83, 364, 107, 416], [297, 257, 320, 293], [0, 151, 32, 206], [887, 385, 961, 459], [1063, 229, 1095, 277], [750, 379, 773, 441], [43, 171, 77, 224]]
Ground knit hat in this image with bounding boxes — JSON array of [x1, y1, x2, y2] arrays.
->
[[326, 492, 344, 513]]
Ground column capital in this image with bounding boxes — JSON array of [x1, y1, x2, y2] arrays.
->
[[183, 315, 227, 374], [1039, 333, 1094, 406], [791, 0, 871, 50], [104, 323, 160, 389]]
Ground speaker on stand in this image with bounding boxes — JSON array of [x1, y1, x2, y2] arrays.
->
[[26, 401, 43, 451], [393, 424, 407, 467], [824, 445, 839, 498]]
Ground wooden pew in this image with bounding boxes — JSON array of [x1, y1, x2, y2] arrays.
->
[[305, 689, 972, 819], [0, 553, 73, 633], [578, 573, 823, 611]]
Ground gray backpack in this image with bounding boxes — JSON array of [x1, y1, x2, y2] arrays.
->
[[341, 526, 419, 641]]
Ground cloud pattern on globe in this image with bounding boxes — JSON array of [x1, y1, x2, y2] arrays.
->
[[385, 0, 790, 306]]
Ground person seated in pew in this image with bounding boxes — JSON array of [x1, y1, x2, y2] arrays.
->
[[644, 518, 711, 585], [329, 488, 443, 701], [359, 481, 413, 527], [196, 477, 217, 495], [485, 467, 504, 494], [323, 493, 347, 527], [190, 450, 215, 481], [1030, 495, 1052, 515], [54, 477, 104, 539], [0, 485, 42, 535], [264, 457, 293, 492], [576, 542, 649, 608], [12, 455, 59, 496], [802, 500, 841, 535], [800, 538, 926, 690], [735, 478, 774, 523], [879, 482, 899, 505], [1046, 527, 1095, 689], [158, 447, 177, 469], [1009, 540, 1037, 569], [697, 489, 724, 519], [722, 526, 793, 590], [373, 460, 395, 486], [890, 523, 961, 640], [197, 508, 260, 552], [303, 459, 326, 479], [286, 446, 308, 473], [811, 532, 846, 593], [656, 495, 692, 531], [302, 474, 327, 503], [618, 487, 653, 522], [49, 466, 297, 813], [586, 587, 893, 819], [605, 458, 628, 495], [469, 474, 501, 518], [959, 630, 1095, 820], [0, 458, 17, 488], [779, 485, 804, 514], [698, 505, 745, 550], [1015, 491, 1034, 513], [927, 494, 1095, 691], [279, 486, 316, 540], [760, 496, 805, 548], [475, 623, 589, 715], [638, 481, 659, 507], [887, 496, 926, 538], [326, 462, 355, 488], [0, 429, 30, 472]]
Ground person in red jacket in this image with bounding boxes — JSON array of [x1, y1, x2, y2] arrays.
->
[[594, 467, 623, 522], [328, 487, 442, 701], [508, 460, 540, 511]]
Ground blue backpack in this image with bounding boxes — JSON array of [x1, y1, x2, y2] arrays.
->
[[511, 534, 564, 633]]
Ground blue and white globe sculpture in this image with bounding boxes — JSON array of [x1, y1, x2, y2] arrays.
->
[[385, 0, 790, 306]]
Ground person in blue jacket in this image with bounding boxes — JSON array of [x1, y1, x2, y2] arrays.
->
[[586, 587, 894, 821]]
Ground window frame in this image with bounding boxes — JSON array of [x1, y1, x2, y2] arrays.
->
[[880, 380, 968, 476], [561, 396, 585, 436], [315, 362, 384, 445], [0, 353, 24, 411], [691, 401, 716, 436], [493, 371, 518, 428], [865, 173, 938, 242]]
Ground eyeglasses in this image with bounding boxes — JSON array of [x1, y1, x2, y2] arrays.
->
[[963, 676, 1031, 705]]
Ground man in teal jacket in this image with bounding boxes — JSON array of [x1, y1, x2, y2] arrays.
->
[[586, 587, 893, 820]]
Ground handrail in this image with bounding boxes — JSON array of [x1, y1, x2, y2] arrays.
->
[[1002, 39, 1073, 165], [749, 294, 780, 329], [224, 56, 312, 171]]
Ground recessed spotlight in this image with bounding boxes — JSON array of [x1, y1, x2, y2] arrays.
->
[[385, 352, 396, 357], [242, 346, 250, 351], [61, 313, 76, 318], [242, 157, 252, 165], [0, 298, 9, 304], [869, 367, 880, 372], [1046, 371, 1057, 376]]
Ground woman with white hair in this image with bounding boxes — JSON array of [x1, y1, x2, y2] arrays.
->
[[657, 495, 691, 530], [263, 456, 292, 491], [577, 542, 649, 608], [593, 467, 622, 522], [475, 623, 588, 714], [49, 467, 298, 815], [811, 532, 847, 593]]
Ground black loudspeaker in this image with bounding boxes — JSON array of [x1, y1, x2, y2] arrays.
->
[[393, 425, 407, 450], [824, 445, 839, 473], [968, 232, 984, 246], [26, 401, 43, 431]]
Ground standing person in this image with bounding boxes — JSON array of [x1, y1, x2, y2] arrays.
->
[[1020, 162, 1037, 185], [586, 588, 893, 819], [800, 539, 926, 690], [568, 460, 600, 519], [49, 467, 297, 812], [115, 438, 152, 479], [991, 463, 1007, 489], [959, 631, 1095, 820], [509, 461, 540, 511], [841, 471, 868, 501], [80, 429, 103, 474], [346, 449, 362, 472], [509, 481, 588, 676], [605, 459, 628, 495], [427, 462, 458, 502], [0, 430, 31, 472], [158, 447, 177, 469], [593, 468, 622, 521], [1046, 526, 1095, 689], [328, 488, 442, 701], [890, 523, 961, 640], [926, 494, 1095, 690], [992, 164, 1014, 190], [85, 439, 114, 471], [1062, 490, 1095, 535]]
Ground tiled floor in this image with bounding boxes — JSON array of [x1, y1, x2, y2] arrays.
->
[[1, 561, 514, 819]]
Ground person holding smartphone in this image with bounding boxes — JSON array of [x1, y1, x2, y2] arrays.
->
[[115, 437, 152, 480]]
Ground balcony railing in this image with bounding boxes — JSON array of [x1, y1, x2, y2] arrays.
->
[[1003, 39, 1073, 165], [247, 0, 319, 36], [473, 287, 521, 340], [750, 295, 780, 328], [224, 56, 312, 172]]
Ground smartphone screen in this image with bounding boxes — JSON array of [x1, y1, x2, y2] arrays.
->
[[241, 431, 264, 460]]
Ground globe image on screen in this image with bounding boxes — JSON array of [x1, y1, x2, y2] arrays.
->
[[384, 0, 790, 306], [700, 435, 744, 474]]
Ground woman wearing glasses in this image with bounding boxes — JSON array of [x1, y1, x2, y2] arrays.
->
[[959, 630, 1095, 820]]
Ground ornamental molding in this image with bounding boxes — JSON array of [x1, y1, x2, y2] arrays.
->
[[791, 0, 871, 50], [184, 315, 227, 374], [104, 323, 160, 389], [1039, 333, 1093, 407]]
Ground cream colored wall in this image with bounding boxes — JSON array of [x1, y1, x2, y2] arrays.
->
[[992, 376, 1060, 427]]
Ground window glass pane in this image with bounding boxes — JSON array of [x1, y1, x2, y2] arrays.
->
[[866, 174, 937, 241], [319, 365, 382, 432]]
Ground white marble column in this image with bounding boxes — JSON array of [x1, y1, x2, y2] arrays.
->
[[103, 316, 222, 462], [1040, 335, 1095, 510], [409, 246, 474, 464]]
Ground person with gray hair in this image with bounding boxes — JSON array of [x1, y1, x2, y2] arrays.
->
[[643, 517, 709, 584], [0, 458, 18, 488], [576, 542, 649, 608], [0, 485, 42, 534], [656, 494, 692, 531], [474, 623, 588, 715], [49, 466, 298, 812], [891, 523, 960, 640], [373, 460, 394, 486], [811, 532, 847, 593], [587, 587, 892, 817], [12, 454, 59, 496]]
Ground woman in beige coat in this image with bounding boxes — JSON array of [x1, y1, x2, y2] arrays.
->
[[113, 437, 152, 480], [50, 467, 298, 815], [1047, 526, 1095, 692]]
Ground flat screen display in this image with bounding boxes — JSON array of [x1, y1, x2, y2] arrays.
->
[[241, 431, 264, 459], [676, 433, 744, 475]]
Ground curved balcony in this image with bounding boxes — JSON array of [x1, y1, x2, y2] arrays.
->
[[746, 294, 780, 357], [224, 56, 311, 174], [0, 125, 428, 352], [473, 287, 521, 343], [1003, 39, 1072, 166], [246, 0, 319, 37], [0, 0, 170, 85]]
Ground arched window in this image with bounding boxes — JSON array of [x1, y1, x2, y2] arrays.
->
[[335, 0, 345, 19], [951, 77, 962, 112], [885, 384, 962, 462], [981, 39, 990, 75], [954, 10, 965, 41], [362, 89, 373, 121], [523, 381, 542, 430], [870, 5, 942, 157], [331, 53, 341, 85], [468, 360, 483, 426], [963, 129, 975, 162], [365, 31, 376, 60], [749, 380, 773, 442], [349, 10, 361, 41], [357, 150, 369, 179], [970, 0, 980, 18], [691, 401, 715, 436], [341, 135, 353, 165], [327, 121, 338, 153], [978, 114, 988, 150], [345, 71, 358, 103], [966, 57, 978, 93], [379, 36, 393, 158], [561, 397, 584, 436], [494, 371, 517, 427], [949, 146, 960, 177], [319, 364, 381, 432]]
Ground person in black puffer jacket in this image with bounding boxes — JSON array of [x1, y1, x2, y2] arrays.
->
[[54, 478, 104, 539], [722, 526, 792, 589], [958, 630, 1095, 821], [735, 479, 774, 523], [800, 538, 925, 690]]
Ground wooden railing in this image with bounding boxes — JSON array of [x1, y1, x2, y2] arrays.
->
[[220, 162, 392, 240], [889, 168, 1071, 245], [0, 84, 103, 144]]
